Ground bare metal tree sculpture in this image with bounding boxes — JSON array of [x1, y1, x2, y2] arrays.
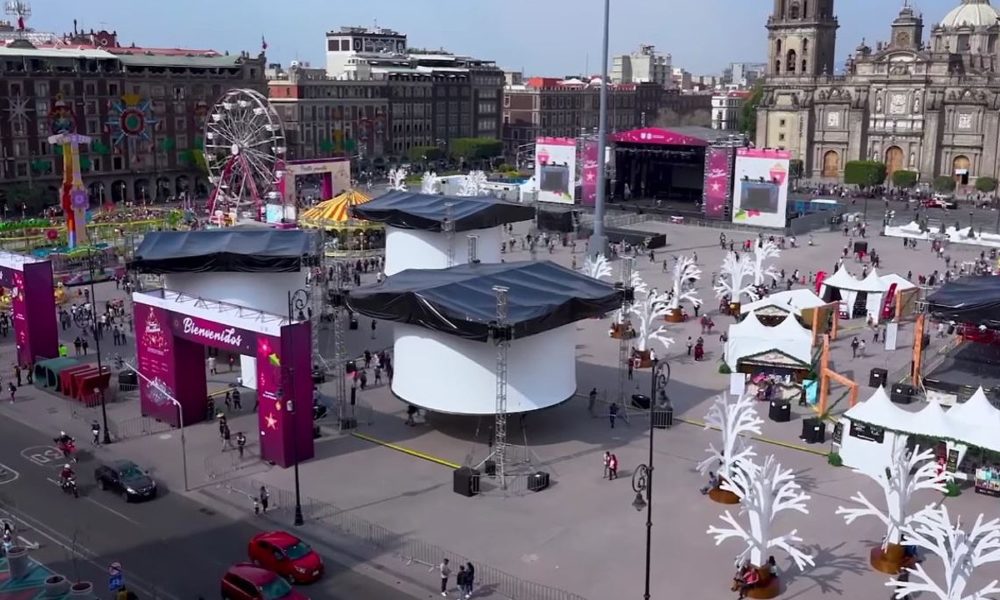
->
[[387, 167, 408, 192], [667, 255, 703, 311], [714, 251, 757, 302], [580, 254, 613, 281], [697, 392, 762, 482]]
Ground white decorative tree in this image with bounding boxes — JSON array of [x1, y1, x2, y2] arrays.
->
[[750, 240, 782, 287], [697, 392, 762, 482], [629, 285, 673, 353], [458, 170, 489, 196], [388, 167, 408, 191], [836, 437, 947, 551], [581, 254, 613, 281], [667, 255, 703, 311], [420, 171, 440, 194], [714, 252, 757, 302], [887, 506, 1000, 600], [708, 454, 815, 570]]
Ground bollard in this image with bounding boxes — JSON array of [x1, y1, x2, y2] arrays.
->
[[7, 546, 30, 580], [44, 574, 71, 597]]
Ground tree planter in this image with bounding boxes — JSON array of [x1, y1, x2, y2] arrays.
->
[[664, 307, 685, 323], [44, 574, 71, 596], [869, 543, 914, 575], [708, 480, 741, 505], [69, 581, 94, 596], [745, 567, 781, 599], [729, 302, 741, 315], [609, 322, 635, 339], [7, 546, 30, 579]]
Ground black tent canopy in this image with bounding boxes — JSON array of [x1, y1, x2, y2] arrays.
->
[[347, 260, 622, 341], [927, 276, 1000, 330], [130, 230, 320, 273], [349, 191, 535, 232]]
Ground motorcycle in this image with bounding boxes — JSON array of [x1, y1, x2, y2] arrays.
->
[[60, 477, 79, 498], [56, 439, 77, 462]]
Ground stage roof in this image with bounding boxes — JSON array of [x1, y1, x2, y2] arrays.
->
[[350, 191, 535, 232], [610, 126, 720, 147], [346, 260, 622, 341], [927, 276, 1000, 329], [131, 230, 318, 273]]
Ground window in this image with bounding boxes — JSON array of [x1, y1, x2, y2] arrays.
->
[[85, 83, 96, 96], [779, 119, 787, 127], [778, 133, 786, 141], [8, 83, 20, 95], [341, 40, 350, 51], [112, 156, 123, 170], [13, 140, 28, 157], [789, 1, 799, 19], [91, 157, 102, 172], [34, 82, 49, 98], [86, 118, 99, 134], [15, 162, 27, 177], [176, 117, 186, 130], [108, 83, 119, 96]]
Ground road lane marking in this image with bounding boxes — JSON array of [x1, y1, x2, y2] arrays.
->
[[0, 462, 19, 485], [17, 535, 39, 549], [21, 446, 66, 467], [83, 498, 141, 526]]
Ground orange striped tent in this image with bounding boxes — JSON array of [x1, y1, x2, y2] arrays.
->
[[300, 190, 378, 230]]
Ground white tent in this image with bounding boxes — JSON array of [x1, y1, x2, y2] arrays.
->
[[820, 267, 909, 324], [740, 289, 826, 318], [725, 311, 813, 370], [879, 273, 917, 292], [838, 386, 1000, 476]]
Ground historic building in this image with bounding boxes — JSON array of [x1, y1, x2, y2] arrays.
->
[[756, 0, 1000, 184]]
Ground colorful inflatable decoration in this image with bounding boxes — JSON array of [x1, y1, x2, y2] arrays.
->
[[48, 133, 91, 249]]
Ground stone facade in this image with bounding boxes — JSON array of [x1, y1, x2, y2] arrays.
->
[[757, 0, 1000, 184]]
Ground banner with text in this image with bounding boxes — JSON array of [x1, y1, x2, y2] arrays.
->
[[535, 137, 577, 205]]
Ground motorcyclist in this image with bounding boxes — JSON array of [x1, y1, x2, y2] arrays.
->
[[54, 431, 75, 460], [60, 464, 75, 484]]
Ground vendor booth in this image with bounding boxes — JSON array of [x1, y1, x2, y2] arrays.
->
[[740, 289, 828, 326], [725, 312, 813, 374], [819, 267, 915, 323], [837, 386, 1000, 484], [299, 190, 384, 255]]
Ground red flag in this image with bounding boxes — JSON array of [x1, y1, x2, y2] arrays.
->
[[261, 35, 268, 51], [17, 16, 25, 31]]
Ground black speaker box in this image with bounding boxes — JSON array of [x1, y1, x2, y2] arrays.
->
[[801, 417, 825, 443], [453, 467, 480, 497], [339, 417, 357, 430], [891, 384, 914, 404], [528, 471, 550, 492], [484, 460, 497, 477], [769, 401, 791, 423], [869, 368, 888, 388]]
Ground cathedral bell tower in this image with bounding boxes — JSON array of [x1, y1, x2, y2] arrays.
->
[[890, 1, 923, 51], [767, 0, 839, 77]]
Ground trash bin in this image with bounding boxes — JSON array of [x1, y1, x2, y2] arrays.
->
[[630, 394, 651, 410]]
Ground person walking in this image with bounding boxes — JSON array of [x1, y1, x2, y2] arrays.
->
[[456, 566, 467, 599], [405, 404, 418, 426], [208, 355, 217, 375], [858, 339, 867, 357], [370, 319, 377, 340], [608, 453, 619, 480], [609, 402, 619, 429], [687, 336, 693, 356], [464, 563, 475, 599], [236, 432, 247, 459], [6, 382, 14, 404], [627, 359, 634, 381], [232, 388, 242, 411], [90, 420, 101, 446], [438, 558, 451, 597], [603, 451, 611, 479], [588, 387, 597, 416], [13, 364, 20, 387], [221, 423, 233, 451], [81, 338, 89, 355], [259, 486, 270, 513], [850, 337, 860, 358]]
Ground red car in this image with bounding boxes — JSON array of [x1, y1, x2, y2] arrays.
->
[[248, 531, 324, 584], [221, 563, 308, 600]]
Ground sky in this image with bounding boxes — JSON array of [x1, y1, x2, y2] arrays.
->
[[27, 0, 959, 76]]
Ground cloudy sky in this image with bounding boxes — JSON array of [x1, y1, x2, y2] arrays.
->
[[31, 0, 957, 75]]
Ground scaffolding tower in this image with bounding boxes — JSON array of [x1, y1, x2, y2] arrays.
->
[[490, 286, 511, 487], [443, 202, 456, 267], [618, 257, 635, 406]]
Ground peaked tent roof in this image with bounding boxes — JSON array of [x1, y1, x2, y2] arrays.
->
[[610, 127, 711, 147], [880, 273, 917, 291], [741, 289, 826, 316], [844, 386, 913, 427], [300, 190, 372, 224], [821, 266, 862, 290], [859, 268, 889, 292], [350, 190, 536, 232], [730, 310, 772, 338], [908, 401, 961, 440], [772, 312, 813, 342], [948, 387, 1000, 430]]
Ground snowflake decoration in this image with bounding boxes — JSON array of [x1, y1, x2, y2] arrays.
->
[[6, 95, 30, 125], [106, 94, 158, 146]]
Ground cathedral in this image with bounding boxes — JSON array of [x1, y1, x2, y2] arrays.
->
[[756, 0, 1000, 185]]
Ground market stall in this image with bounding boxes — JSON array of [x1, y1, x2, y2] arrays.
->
[[299, 190, 384, 255], [740, 289, 828, 327], [725, 312, 813, 374]]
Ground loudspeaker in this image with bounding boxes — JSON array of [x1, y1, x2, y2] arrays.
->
[[339, 417, 357, 430], [769, 401, 791, 423], [453, 467, 480, 497], [891, 384, 914, 405], [631, 394, 651, 410], [528, 471, 550, 492], [869, 368, 888, 388], [484, 460, 497, 477], [800, 417, 825, 443]]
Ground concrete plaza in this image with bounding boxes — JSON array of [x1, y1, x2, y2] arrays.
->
[[2, 217, 998, 599]]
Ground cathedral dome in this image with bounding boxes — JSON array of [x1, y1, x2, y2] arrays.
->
[[939, 0, 1000, 28]]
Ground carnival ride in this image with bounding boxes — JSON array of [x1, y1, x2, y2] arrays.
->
[[299, 190, 384, 256], [204, 89, 286, 224]]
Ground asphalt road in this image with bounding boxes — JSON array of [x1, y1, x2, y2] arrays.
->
[[0, 417, 415, 600]]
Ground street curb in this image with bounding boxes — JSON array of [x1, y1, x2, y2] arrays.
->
[[676, 416, 829, 457]]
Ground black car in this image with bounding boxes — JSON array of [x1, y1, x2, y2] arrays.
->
[[94, 460, 157, 502]]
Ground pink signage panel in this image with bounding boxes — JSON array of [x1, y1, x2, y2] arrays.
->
[[581, 140, 599, 207], [611, 128, 709, 147], [0, 261, 58, 365], [703, 147, 734, 220]]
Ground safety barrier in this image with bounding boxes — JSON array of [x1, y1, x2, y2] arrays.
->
[[225, 477, 589, 600]]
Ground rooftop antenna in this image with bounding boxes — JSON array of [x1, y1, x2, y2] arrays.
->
[[4, 0, 31, 35]]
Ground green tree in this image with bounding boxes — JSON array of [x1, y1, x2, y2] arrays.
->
[[739, 82, 764, 136], [975, 176, 998, 194], [788, 159, 804, 181], [891, 170, 918, 189], [933, 176, 957, 193], [407, 146, 444, 163], [843, 160, 887, 188], [449, 138, 503, 163]]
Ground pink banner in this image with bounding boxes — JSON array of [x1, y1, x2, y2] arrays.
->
[[169, 314, 256, 355], [703, 147, 733, 220], [0, 261, 58, 364], [611, 127, 709, 147], [581, 140, 599, 207]]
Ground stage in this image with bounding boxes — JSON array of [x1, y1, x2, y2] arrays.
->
[[609, 127, 727, 205]]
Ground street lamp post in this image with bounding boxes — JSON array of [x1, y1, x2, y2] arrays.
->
[[73, 249, 111, 445], [630, 358, 670, 600], [120, 361, 188, 490], [589, 0, 611, 257], [287, 289, 308, 527]]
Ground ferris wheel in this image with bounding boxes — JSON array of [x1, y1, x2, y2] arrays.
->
[[204, 88, 286, 221]]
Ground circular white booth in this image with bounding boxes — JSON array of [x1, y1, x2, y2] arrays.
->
[[385, 225, 502, 276]]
